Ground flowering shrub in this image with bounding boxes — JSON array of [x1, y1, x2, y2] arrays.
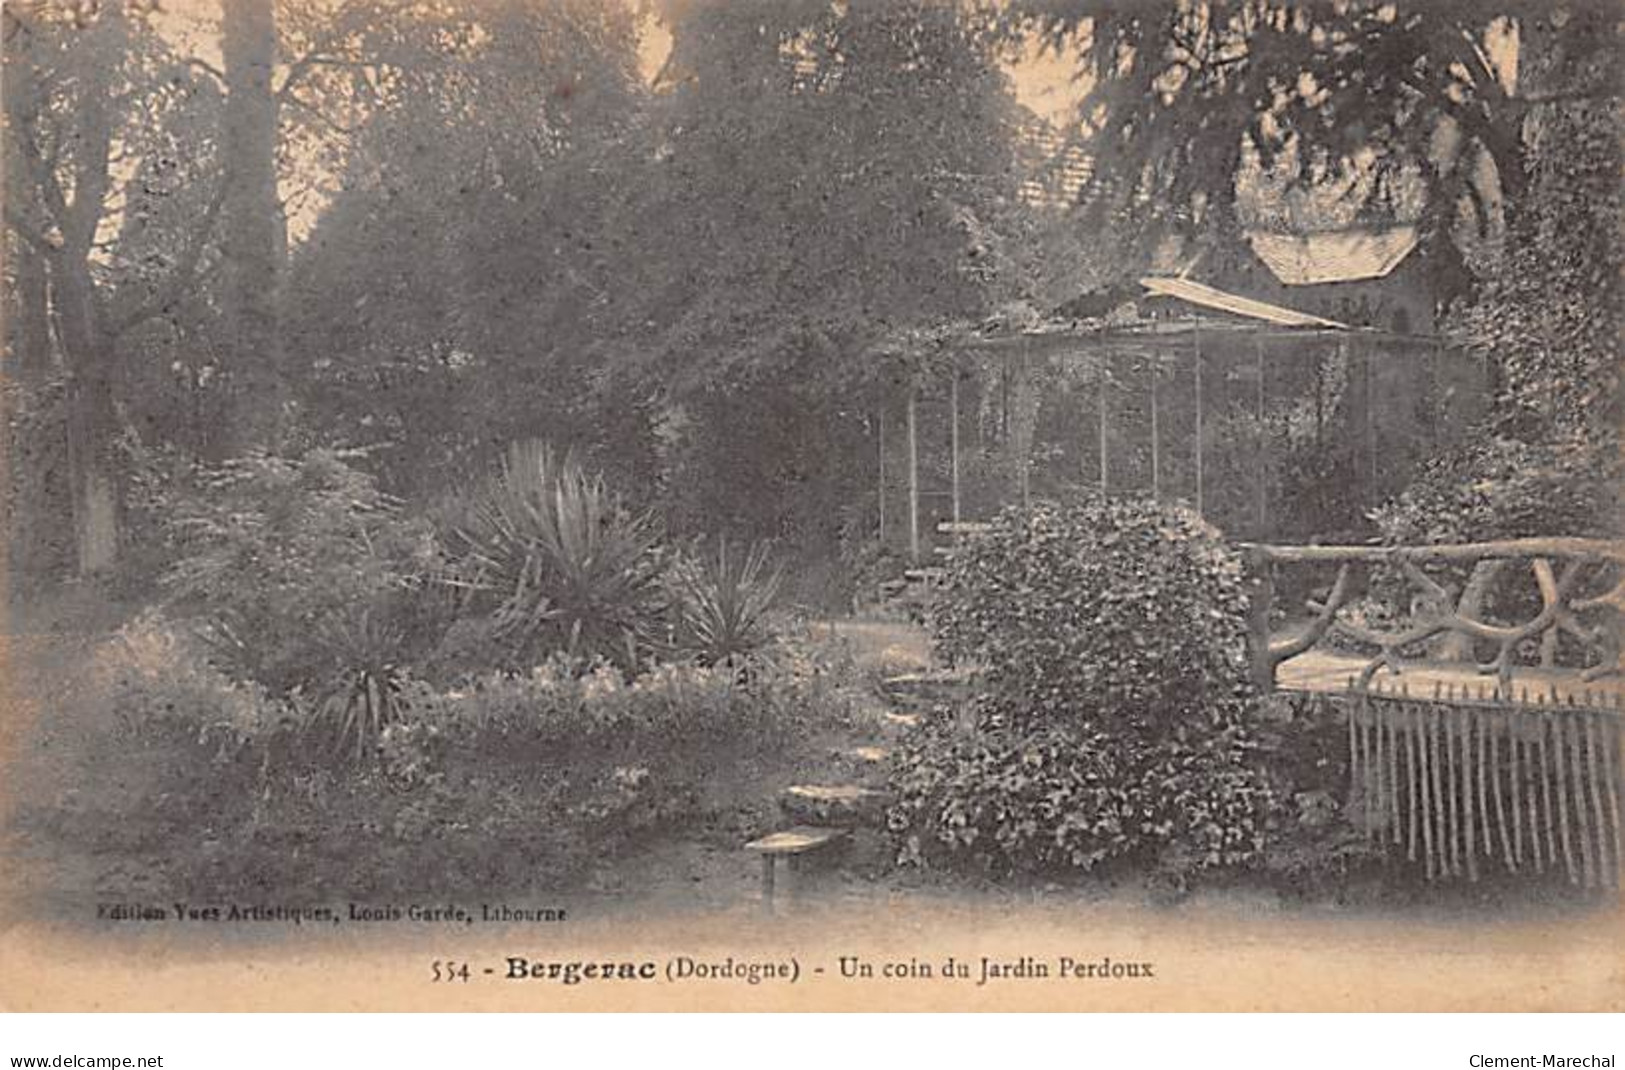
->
[[89, 612, 289, 742], [427, 650, 827, 759]]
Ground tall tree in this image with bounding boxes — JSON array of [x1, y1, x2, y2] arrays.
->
[[3, 0, 224, 577], [219, 0, 288, 447], [1018, 2, 1613, 262], [594, 0, 1029, 547], [282, 0, 647, 493]]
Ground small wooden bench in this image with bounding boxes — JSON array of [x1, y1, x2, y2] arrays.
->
[[744, 826, 850, 912]]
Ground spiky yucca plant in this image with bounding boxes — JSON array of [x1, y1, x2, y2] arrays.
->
[[672, 538, 784, 666], [447, 440, 667, 671], [299, 607, 419, 763]]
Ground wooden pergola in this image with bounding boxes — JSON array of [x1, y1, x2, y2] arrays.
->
[[877, 279, 1457, 562]]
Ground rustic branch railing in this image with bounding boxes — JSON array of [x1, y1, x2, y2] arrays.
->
[[1325, 682, 1622, 888], [1245, 538, 1625, 693], [1300, 679, 1618, 884]]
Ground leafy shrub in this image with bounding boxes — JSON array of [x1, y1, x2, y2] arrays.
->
[[669, 538, 784, 665], [893, 492, 1272, 881], [931, 493, 1255, 734], [888, 708, 1273, 879], [889, 716, 1139, 873], [839, 538, 908, 612], [1251, 692, 1394, 897], [1372, 431, 1617, 544], [445, 440, 668, 672], [1275, 440, 1367, 541], [159, 448, 438, 695]]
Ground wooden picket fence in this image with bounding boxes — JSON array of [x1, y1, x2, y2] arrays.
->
[[1344, 678, 1621, 889]]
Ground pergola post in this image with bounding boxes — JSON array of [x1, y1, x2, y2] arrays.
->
[[949, 362, 961, 529], [1019, 342, 1031, 512], [1363, 336, 1377, 494], [1098, 360, 1109, 493], [1430, 339, 1444, 453], [876, 404, 886, 544], [1256, 335, 1268, 534], [1193, 324, 1205, 518], [907, 380, 920, 562], [1150, 353, 1161, 500]]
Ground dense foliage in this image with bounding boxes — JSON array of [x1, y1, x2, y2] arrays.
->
[[1372, 433, 1617, 545], [1015, 2, 1612, 268], [26, 618, 843, 901], [7, 0, 1618, 913], [443, 440, 668, 673], [932, 494, 1255, 732], [889, 713, 1273, 878], [894, 493, 1272, 879], [158, 447, 437, 693]]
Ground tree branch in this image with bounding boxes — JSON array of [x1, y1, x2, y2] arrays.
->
[[274, 0, 419, 101], [277, 53, 376, 100], [1267, 562, 1353, 666], [107, 179, 227, 337], [4, 206, 58, 253], [1521, 87, 1614, 106], [187, 57, 228, 85], [281, 91, 362, 135]]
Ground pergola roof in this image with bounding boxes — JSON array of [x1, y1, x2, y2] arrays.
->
[[958, 276, 1441, 357], [1139, 276, 1348, 329]]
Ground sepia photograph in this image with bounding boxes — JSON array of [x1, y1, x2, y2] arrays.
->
[[0, 0, 1620, 1017]]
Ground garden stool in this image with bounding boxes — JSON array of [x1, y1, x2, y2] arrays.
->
[[744, 826, 849, 914]]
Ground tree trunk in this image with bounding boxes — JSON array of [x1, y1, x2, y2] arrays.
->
[[221, 0, 288, 450], [41, 23, 123, 580], [4, 237, 75, 584], [8, 238, 52, 384], [49, 253, 123, 577]]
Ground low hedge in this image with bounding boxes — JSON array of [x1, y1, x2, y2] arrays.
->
[[26, 621, 843, 903]]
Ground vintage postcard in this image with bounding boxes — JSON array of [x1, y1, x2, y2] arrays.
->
[[2, 0, 1620, 1012]]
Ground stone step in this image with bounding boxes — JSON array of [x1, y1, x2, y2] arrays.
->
[[829, 744, 894, 785], [836, 744, 891, 765], [779, 783, 892, 826], [879, 668, 974, 708], [880, 710, 922, 729]]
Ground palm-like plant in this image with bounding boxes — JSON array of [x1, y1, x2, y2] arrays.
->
[[672, 538, 784, 666], [447, 440, 667, 671], [299, 606, 416, 762]]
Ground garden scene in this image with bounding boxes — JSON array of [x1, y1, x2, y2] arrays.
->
[[2, 0, 1621, 928]]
